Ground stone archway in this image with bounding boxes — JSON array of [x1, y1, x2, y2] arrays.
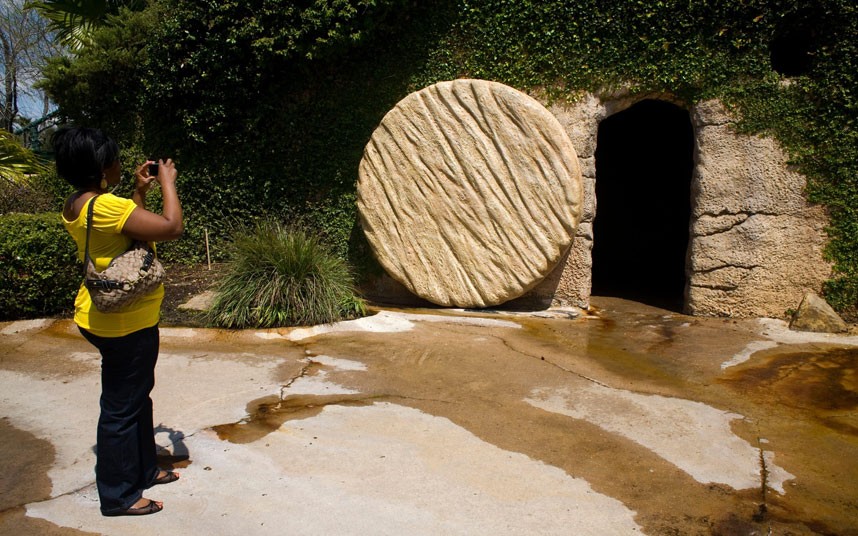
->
[[591, 99, 694, 311]]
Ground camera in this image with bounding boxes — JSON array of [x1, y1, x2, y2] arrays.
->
[[148, 161, 159, 176]]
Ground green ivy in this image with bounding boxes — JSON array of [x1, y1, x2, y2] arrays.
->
[[40, 0, 857, 318]]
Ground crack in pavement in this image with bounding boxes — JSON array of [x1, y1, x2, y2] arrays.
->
[[280, 360, 317, 398], [490, 332, 614, 389]]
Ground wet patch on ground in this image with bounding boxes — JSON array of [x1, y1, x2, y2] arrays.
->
[[721, 346, 858, 417], [0, 321, 98, 379], [285, 300, 858, 535], [213, 393, 377, 444], [0, 508, 98, 536], [719, 344, 858, 534], [5, 299, 858, 535], [0, 419, 94, 536], [0, 418, 54, 511]]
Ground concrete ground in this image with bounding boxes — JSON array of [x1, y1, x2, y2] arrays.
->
[[1, 298, 857, 535]]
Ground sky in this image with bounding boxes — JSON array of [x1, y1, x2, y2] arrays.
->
[[1, 0, 60, 127]]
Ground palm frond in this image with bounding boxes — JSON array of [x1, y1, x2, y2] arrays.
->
[[0, 131, 48, 182], [26, 0, 145, 51], [26, 0, 105, 50]]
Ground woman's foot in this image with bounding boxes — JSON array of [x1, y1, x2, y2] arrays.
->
[[151, 469, 180, 486], [103, 498, 163, 517]]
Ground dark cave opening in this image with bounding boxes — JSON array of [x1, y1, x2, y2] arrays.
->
[[769, 8, 828, 78], [591, 99, 694, 312], [770, 30, 815, 77]]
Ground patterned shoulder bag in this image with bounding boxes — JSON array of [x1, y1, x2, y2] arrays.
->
[[83, 194, 165, 313]]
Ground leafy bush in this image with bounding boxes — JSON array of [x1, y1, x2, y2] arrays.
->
[[206, 221, 366, 328], [40, 0, 447, 264], [0, 213, 80, 320], [0, 177, 57, 215], [41, 0, 858, 314], [824, 277, 858, 323], [39, 7, 156, 143]]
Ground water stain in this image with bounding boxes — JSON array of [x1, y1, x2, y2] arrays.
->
[[0, 419, 94, 536], [710, 513, 762, 535], [0, 417, 54, 511], [331, 309, 858, 534], [721, 346, 858, 428], [718, 345, 858, 534], [157, 453, 192, 470], [203, 299, 858, 535], [213, 394, 374, 444], [0, 508, 98, 536], [820, 415, 858, 436]]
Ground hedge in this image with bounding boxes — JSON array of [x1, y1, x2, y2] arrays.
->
[[0, 213, 80, 320], [39, 0, 858, 316]]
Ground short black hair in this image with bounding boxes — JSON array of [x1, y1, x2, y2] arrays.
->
[[51, 127, 120, 189]]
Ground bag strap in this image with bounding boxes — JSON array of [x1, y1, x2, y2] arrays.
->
[[83, 193, 101, 274]]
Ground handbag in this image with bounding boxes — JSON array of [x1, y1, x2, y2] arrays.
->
[[83, 194, 166, 313]]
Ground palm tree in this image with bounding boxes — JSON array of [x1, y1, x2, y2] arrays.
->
[[0, 129, 46, 181], [26, 0, 146, 52]]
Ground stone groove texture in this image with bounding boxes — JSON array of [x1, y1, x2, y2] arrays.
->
[[357, 80, 583, 308]]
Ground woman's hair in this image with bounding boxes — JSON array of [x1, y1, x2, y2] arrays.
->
[[51, 127, 120, 189]]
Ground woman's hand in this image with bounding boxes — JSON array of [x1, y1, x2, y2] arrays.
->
[[134, 161, 157, 196], [155, 159, 178, 188], [124, 158, 183, 242]]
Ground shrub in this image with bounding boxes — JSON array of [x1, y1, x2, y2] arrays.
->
[[0, 213, 80, 320], [205, 221, 366, 329], [42, 1, 858, 314], [0, 177, 57, 215]]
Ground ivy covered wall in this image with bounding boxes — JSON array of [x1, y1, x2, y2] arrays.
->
[[40, 0, 857, 318]]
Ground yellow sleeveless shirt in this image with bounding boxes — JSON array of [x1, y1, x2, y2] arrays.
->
[[62, 194, 164, 337]]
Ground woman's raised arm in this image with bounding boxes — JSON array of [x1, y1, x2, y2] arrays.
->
[[122, 159, 184, 242]]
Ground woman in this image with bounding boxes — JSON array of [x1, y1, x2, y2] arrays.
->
[[56, 127, 183, 516]]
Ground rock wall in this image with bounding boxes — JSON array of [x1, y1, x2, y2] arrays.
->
[[523, 95, 831, 317], [684, 99, 831, 317], [359, 85, 832, 317], [520, 94, 607, 309]]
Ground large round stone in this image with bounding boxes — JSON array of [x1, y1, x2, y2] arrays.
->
[[357, 79, 583, 307]]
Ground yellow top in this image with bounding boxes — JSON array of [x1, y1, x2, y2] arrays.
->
[[62, 194, 164, 337]]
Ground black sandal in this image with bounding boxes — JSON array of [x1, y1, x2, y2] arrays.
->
[[103, 499, 163, 517], [151, 470, 179, 486]]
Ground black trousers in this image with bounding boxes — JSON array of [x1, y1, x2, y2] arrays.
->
[[80, 325, 161, 515]]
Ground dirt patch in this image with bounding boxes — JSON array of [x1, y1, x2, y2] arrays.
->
[[159, 263, 225, 327]]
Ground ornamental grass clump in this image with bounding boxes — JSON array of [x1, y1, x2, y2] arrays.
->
[[206, 221, 366, 328]]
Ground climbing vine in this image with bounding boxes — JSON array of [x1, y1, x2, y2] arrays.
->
[[40, 0, 857, 317], [423, 1, 856, 317]]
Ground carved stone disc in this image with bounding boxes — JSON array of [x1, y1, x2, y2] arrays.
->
[[357, 79, 582, 307]]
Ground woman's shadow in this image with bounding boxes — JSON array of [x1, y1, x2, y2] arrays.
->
[[89, 424, 191, 468], [155, 424, 191, 468]]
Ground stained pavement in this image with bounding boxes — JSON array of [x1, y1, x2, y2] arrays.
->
[[1, 298, 857, 535]]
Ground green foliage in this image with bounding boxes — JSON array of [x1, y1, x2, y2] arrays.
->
[[144, 0, 409, 147], [41, 0, 858, 316], [27, 0, 148, 51], [0, 130, 49, 182], [138, 0, 449, 263], [205, 220, 366, 329], [713, 2, 858, 320], [38, 6, 155, 142], [0, 176, 56, 215], [0, 131, 58, 214], [0, 212, 79, 320], [29, 165, 74, 211]]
